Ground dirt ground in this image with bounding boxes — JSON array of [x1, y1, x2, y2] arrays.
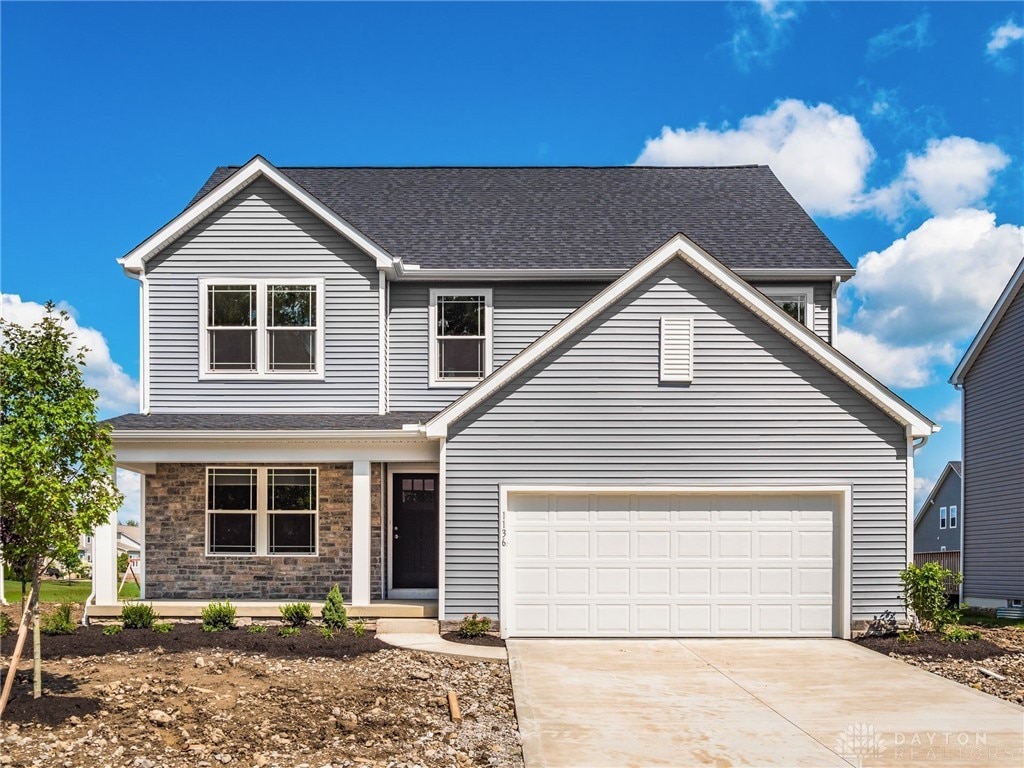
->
[[856, 625, 1024, 706], [0, 628, 523, 768]]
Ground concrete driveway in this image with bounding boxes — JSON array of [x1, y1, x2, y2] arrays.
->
[[508, 639, 1024, 767]]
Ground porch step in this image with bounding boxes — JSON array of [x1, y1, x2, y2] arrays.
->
[[376, 618, 439, 635], [86, 599, 437, 621]]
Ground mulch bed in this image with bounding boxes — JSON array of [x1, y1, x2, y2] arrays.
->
[[856, 632, 1006, 661], [440, 631, 506, 647], [14, 623, 387, 660]]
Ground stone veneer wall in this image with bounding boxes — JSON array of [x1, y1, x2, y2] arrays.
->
[[145, 462, 384, 601]]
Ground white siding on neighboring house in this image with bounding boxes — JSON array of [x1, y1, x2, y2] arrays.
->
[[443, 259, 907, 623], [145, 179, 381, 412], [388, 281, 608, 411]]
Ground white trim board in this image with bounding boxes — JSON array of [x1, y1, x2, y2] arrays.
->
[[118, 155, 396, 274], [498, 483, 853, 640], [424, 233, 936, 439]]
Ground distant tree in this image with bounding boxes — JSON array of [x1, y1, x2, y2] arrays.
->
[[117, 552, 129, 574], [121, 519, 140, 527], [0, 303, 122, 702]]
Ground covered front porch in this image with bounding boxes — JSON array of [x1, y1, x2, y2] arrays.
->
[[91, 413, 442, 617]]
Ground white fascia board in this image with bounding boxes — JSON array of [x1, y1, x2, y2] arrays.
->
[[951, 257, 1024, 385], [118, 155, 396, 273], [425, 232, 937, 439], [112, 428, 417, 442], [391, 266, 623, 281], [736, 267, 857, 281]]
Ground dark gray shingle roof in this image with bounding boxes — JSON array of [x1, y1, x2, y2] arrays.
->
[[949, 460, 962, 475], [105, 412, 437, 431], [189, 165, 851, 272]]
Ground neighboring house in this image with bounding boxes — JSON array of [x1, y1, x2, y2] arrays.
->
[[78, 533, 94, 564], [912, 461, 962, 593], [951, 258, 1024, 610], [117, 525, 142, 569], [96, 156, 937, 638]]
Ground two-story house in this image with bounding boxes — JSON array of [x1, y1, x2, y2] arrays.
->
[[951, 258, 1024, 610], [93, 156, 937, 638], [912, 460, 962, 593]]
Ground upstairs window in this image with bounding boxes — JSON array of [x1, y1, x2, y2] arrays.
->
[[939, 506, 947, 529], [949, 505, 957, 529], [429, 288, 492, 386], [759, 286, 815, 329], [201, 279, 323, 377]]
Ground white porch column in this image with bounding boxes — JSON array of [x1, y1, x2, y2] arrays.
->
[[351, 460, 371, 606], [92, 504, 119, 606]]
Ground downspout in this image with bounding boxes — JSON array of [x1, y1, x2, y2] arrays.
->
[[953, 381, 966, 605]]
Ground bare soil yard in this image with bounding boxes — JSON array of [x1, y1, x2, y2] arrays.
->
[[0, 627, 522, 768], [857, 625, 1024, 706]]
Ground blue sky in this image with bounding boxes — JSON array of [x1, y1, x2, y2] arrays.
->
[[2, 1, 1023, 519]]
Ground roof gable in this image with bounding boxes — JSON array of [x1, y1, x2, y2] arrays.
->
[[914, 461, 962, 529], [951, 257, 1024, 385], [188, 164, 853, 274], [118, 156, 395, 274], [424, 233, 935, 439]]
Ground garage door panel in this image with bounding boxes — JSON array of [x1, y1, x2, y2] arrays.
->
[[505, 491, 838, 637]]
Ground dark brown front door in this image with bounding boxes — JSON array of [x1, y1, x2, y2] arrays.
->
[[392, 473, 439, 589]]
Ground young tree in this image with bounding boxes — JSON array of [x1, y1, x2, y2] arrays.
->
[[0, 303, 122, 702]]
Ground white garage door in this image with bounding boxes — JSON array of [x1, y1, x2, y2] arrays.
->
[[503, 490, 839, 637]]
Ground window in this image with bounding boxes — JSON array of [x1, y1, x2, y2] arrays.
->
[[949, 505, 957, 529], [758, 286, 815, 329], [206, 467, 318, 556], [939, 506, 947, 529], [200, 279, 323, 377], [429, 288, 492, 386]]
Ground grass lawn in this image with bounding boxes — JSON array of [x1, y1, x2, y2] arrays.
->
[[961, 610, 1024, 629], [2, 578, 140, 605]]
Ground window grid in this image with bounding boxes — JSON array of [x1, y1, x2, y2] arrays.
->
[[429, 289, 492, 386]]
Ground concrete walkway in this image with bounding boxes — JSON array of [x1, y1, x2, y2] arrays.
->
[[375, 619, 507, 663], [508, 638, 1024, 768]]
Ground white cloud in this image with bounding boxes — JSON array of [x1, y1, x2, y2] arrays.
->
[[117, 469, 142, 524], [726, 1, 802, 72], [847, 209, 1024, 346], [914, 473, 936, 510], [867, 13, 931, 60], [1, 294, 139, 414], [637, 100, 875, 217], [835, 328, 955, 389], [864, 137, 1010, 220], [936, 397, 962, 424], [987, 19, 1024, 56]]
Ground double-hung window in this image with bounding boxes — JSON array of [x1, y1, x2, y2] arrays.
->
[[206, 467, 318, 556], [948, 505, 957, 529], [201, 279, 323, 377], [759, 285, 815, 330], [429, 288, 492, 386], [939, 506, 947, 529]]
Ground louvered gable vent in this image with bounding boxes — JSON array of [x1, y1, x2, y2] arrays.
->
[[660, 316, 694, 382]]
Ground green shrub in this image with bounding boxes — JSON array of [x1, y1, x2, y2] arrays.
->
[[201, 601, 237, 632], [899, 562, 962, 631], [941, 624, 981, 644], [0, 613, 13, 637], [41, 603, 76, 635], [247, 624, 267, 634], [152, 622, 173, 634], [121, 601, 159, 629], [279, 602, 313, 627], [351, 620, 366, 638], [457, 612, 493, 638], [278, 625, 301, 638], [319, 626, 335, 640], [322, 585, 348, 630], [102, 624, 123, 636], [897, 630, 919, 644]]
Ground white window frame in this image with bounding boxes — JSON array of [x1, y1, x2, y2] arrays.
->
[[199, 278, 325, 380], [948, 504, 957, 529], [939, 506, 947, 529], [205, 466, 319, 557], [428, 288, 493, 388], [758, 285, 815, 330]]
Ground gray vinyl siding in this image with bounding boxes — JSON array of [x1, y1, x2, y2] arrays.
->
[[750, 281, 833, 343], [963, 287, 1024, 602], [914, 470, 962, 553], [388, 281, 608, 411], [443, 259, 907, 622], [146, 179, 380, 412]]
